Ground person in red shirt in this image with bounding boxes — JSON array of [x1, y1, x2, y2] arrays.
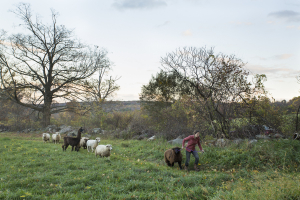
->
[[181, 130, 204, 171]]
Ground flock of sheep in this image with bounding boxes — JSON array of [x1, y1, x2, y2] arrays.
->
[[42, 129, 300, 171], [42, 127, 112, 158], [42, 127, 182, 170]]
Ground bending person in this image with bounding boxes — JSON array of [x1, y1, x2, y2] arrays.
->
[[182, 130, 204, 171]]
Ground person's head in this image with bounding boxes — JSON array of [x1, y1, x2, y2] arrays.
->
[[193, 130, 200, 138]]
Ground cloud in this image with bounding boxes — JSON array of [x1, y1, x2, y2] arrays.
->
[[245, 64, 300, 79], [230, 21, 253, 26], [112, 0, 167, 10], [268, 10, 300, 22], [182, 30, 192, 36], [274, 54, 293, 60], [255, 54, 294, 61], [156, 21, 170, 28], [286, 25, 296, 29]]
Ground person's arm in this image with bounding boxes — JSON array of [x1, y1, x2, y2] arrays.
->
[[182, 136, 189, 149], [198, 139, 204, 152]]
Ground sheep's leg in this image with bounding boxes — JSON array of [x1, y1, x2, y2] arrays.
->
[[171, 163, 174, 167], [166, 161, 172, 166], [178, 161, 182, 170]]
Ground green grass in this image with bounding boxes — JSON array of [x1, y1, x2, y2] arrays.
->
[[0, 133, 300, 199]]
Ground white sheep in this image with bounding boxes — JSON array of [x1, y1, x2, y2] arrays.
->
[[95, 144, 112, 158], [79, 137, 89, 149], [42, 133, 50, 143], [86, 137, 101, 152], [52, 132, 61, 144]]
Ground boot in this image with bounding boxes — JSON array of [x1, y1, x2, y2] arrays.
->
[[194, 164, 200, 171], [185, 166, 188, 171]]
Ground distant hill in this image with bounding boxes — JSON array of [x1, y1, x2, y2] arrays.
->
[[101, 101, 141, 112], [51, 101, 141, 113]]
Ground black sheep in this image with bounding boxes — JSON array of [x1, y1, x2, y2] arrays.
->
[[164, 147, 183, 169], [62, 127, 83, 152]]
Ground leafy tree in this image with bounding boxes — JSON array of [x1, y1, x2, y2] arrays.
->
[[0, 3, 117, 127], [140, 70, 183, 124], [141, 47, 265, 136]]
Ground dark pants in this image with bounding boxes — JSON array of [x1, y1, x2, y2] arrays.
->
[[185, 150, 199, 166]]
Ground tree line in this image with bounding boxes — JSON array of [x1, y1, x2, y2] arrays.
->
[[0, 3, 299, 139]]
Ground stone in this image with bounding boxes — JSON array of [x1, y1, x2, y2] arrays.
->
[[168, 138, 183, 145]]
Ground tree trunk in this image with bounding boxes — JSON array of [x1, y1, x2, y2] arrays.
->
[[43, 108, 51, 127], [43, 96, 52, 127]]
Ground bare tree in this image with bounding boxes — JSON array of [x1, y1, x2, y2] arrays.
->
[[0, 3, 115, 127], [87, 59, 120, 102]]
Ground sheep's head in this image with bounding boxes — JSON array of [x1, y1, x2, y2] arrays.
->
[[106, 144, 112, 151], [96, 137, 101, 142], [172, 147, 181, 154]]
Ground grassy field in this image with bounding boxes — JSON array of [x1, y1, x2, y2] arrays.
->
[[0, 132, 300, 200]]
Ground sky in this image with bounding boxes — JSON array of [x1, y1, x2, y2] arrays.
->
[[1, 0, 299, 102]]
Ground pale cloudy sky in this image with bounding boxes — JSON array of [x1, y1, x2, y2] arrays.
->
[[1, 0, 299, 101]]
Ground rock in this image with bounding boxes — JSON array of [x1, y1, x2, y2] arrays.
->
[[45, 125, 57, 133], [147, 135, 156, 141], [168, 138, 183, 145], [232, 139, 244, 145], [84, 134, 91, 138], [59, 126, 73, 134], [176, 135, 184, 139], [132, 133, 148, 140], [67, 131, 77, 137], [248, 139, 258, 146], [137, 133, 148, 140], [92, 128, 102, 135], [272, 133, 284, 139], [205, 139, 217, 146], [255, 135, 271, 140], [216, 138, 228, 147], [23, 129, 31, 133]]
